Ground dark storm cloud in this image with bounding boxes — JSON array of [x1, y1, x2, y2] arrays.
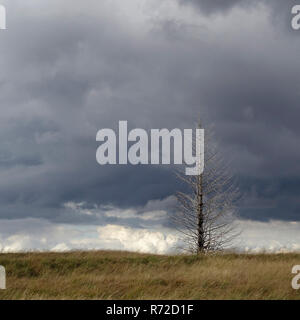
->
[[0, 0, 300, 224], [178, 0, 298, 15], [178, 0, 300, 32], [177, 0, 251, 15]]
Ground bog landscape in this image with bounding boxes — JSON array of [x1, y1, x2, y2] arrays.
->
[[0, 251, 299, 300]]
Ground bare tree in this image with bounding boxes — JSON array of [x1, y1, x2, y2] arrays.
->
[[173, 122, 240, 253]]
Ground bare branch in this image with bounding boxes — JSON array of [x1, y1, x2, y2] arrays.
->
[[172, 123, 240, 253]]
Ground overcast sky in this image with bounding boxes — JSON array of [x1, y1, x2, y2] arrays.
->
[[0, 0, 300, 253]]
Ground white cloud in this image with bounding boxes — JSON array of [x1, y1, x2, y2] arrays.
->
[[0, 216, 300, 254], [62, 196, 176, 224], [232, 219, 300, 253], [0, 217, 180, 254], [51, 243, 70, 252], [97, 224, 179, 254]]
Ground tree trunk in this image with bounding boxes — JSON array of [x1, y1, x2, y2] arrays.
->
[[197, 174, 204, 253]]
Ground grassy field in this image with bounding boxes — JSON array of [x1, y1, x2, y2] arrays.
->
[[0, 250, 300, 299]]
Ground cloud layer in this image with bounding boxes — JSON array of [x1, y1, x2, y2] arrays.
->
[[1, 216, 300, 254]]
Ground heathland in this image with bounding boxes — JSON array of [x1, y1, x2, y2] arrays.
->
[[0, 251, 299, 299]]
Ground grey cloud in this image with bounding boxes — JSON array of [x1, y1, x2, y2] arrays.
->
[[177, 0, 298, 15], [177, 0, 251, 15], [178, 0, 300, 34], [0, 0, 299, 225]]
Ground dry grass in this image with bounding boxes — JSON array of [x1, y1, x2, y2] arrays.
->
[[0, 250, 300, 299]]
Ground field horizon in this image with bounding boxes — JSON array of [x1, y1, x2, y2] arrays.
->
[[0, 250, 300, 300]]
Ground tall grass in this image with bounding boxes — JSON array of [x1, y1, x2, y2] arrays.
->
[[0, 251, 299, 299]]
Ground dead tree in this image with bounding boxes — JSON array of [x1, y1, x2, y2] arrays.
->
[[174, 123, 240, 253]]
